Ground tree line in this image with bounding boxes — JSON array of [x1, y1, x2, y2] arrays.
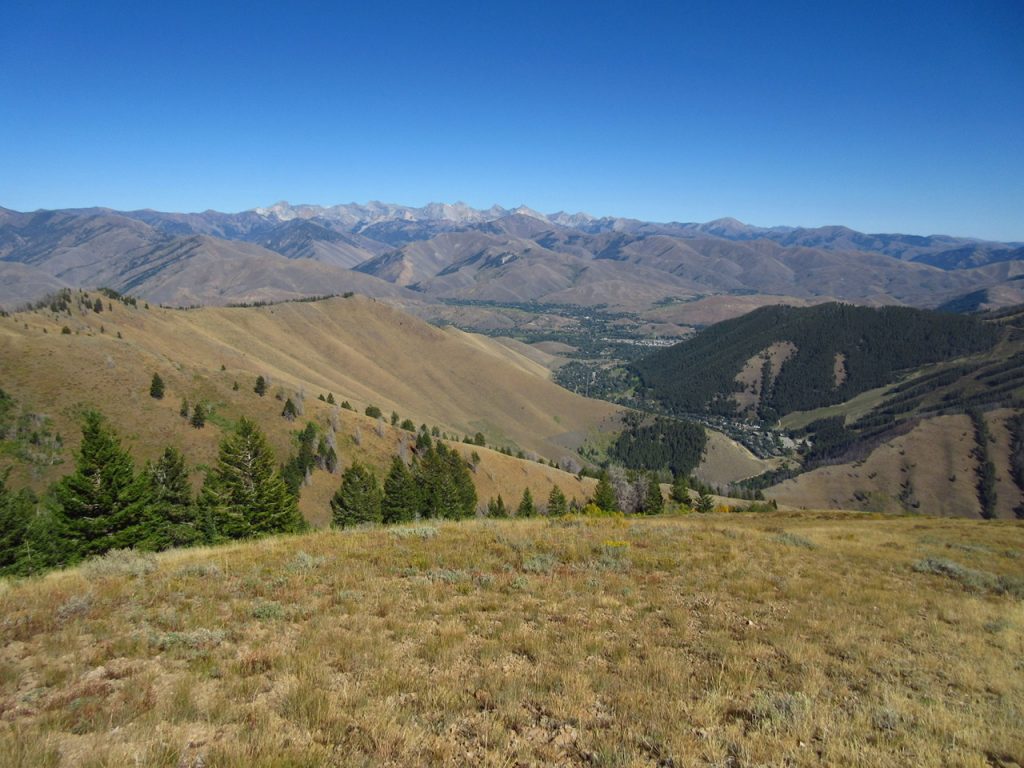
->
[[0, 411, 305, 576], [2, 387, 737, 578]]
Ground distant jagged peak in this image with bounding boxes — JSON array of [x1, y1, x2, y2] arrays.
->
[[698, 216, 758, 235], [252, 200, 510, 226], [253, 201, 325, 220], [548, 210, 596, 227], [419, 201, 503, 223], [508, 204, 548, 221]]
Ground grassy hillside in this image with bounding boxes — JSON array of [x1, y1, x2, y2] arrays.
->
[[1, 513, 1021, 766], [769, 409, 1024, 519], [632, 303, 1001, 418], [0, 293, 618, 521]]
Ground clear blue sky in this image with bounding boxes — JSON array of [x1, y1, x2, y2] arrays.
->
[[1, 1, 1021, 239]]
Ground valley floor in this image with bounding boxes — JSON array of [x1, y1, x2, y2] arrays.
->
[[1, 513, 1022, 767]]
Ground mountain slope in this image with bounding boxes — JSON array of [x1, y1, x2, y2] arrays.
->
[[632, 303, 1003, 418], [0, 209, 410, 307], [768, 408, 1023, 518], [0, 294, 618, 521]]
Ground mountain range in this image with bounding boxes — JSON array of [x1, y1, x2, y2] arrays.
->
[[2, 201, 1022, 313]]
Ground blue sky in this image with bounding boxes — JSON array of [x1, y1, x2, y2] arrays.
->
[[1, 1, 1021, 239]]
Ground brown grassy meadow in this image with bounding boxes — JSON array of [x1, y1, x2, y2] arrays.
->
[[1, 512, 1021, 767]]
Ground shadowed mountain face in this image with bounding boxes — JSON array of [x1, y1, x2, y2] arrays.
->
[[1, 202, 1021, 310]]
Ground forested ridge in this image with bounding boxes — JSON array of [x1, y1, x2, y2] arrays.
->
[[632, 303, 1001, 418], [608, 415, 707, 477]]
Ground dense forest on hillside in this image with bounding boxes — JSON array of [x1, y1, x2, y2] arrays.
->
[[608, 415, 707, 476], [631, 303, 1001, 418]]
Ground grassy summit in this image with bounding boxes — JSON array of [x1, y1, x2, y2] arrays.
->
[[1, 512, 1021, 766]]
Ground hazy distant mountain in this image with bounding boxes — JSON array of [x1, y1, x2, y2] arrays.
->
[[355, 213, 1022, 309], [1, 201, 1022, 310], [0, 207, 408, 307]]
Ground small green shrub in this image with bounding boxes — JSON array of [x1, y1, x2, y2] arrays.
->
[[749, 691, 810, 730], [774, 532, 815, 549], [56, 594, 94, 622], [82, 549, 158, 578], [913, 557, 1024, 598], [287, 551, 325, 572], [174, 563, 223, 579], [151, 628, 225, 651], [522, 553, 557, 574], [251, 600, 284, 620], [391, 526, 439, 540], [426, 568, 469, 584]]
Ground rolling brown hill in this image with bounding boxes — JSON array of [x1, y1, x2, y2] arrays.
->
[[0, 208, 409, 309], [0, 294, 619, 523]]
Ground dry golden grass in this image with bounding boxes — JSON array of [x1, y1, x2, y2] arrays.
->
[[695, 430, 775, 487], [1, 512, 1021, 767]]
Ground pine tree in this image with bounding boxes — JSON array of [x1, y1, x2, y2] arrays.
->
[[695, 491, 715, 514], [547, 485, 568, 517], [0, 473, 36, 575], [190, 402, 206, 429], [409, 443, 477, 520], [200, 418, 303, 541], [487, 495, 508, 518], [14, 502, 66, 575], [671, 473, 690, 504], [53, 410, 147, 558], [517, 487, 536, 517], [254, 375, 267, 397], [139, 447, 201, 550], [326, 392, 336, 405], [642, 475, 665, 515], [149, 372, 165, 399], [179, 398, 189, 419], [382, 456, 419, 524], [592, 471, 618, 512], [331, 462, 382, 528], [443, 445, 477, 518], [282, 398, 298, 421]]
